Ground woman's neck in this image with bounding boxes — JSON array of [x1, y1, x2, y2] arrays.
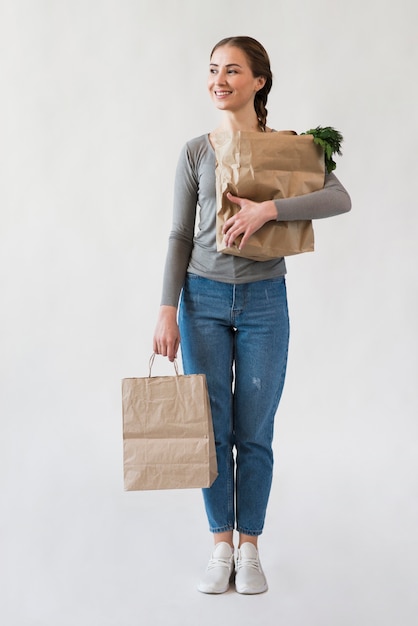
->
[[215, 110, 262, 133]]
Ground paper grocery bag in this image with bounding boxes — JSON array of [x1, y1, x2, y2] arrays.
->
[[122, 355, 218, 491], [213, 130, 325, 261]]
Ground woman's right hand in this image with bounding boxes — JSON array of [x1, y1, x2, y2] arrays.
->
[[153, 305, 180, 362]]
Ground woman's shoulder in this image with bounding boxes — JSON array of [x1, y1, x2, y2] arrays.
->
[[179, 133, 213, 169], [183, 133, 211, 151]]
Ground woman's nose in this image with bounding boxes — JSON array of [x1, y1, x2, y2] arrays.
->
[[215, 70, 227, 84]]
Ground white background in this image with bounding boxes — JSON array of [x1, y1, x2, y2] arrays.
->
[[1, 1, 417, 624]]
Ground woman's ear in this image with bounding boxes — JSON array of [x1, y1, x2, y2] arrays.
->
[[255, 76, 266, 92]]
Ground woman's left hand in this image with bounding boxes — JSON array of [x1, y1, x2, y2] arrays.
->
[[222, 192, 277, 249]]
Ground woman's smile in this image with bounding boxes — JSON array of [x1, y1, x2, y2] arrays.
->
[[214, 90, 233, 98]]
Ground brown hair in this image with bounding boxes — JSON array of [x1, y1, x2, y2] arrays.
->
[[210, 36, 273, 132]]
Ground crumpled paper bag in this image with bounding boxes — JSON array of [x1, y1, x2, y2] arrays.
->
[[213, 130, 325, 261]]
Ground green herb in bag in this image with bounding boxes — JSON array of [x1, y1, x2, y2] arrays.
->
[[301, 126, 343, 174]]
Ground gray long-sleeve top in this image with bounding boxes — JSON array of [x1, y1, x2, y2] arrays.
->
[[161, 133, 351, 307]]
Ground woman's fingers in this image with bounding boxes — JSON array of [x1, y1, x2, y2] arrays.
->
[[223, 194, 259, 248], [222, 194, 276, 248]]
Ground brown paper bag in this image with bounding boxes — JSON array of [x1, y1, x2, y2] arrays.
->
[[213, 130, 325, 261], [122, 355, 218, 491]]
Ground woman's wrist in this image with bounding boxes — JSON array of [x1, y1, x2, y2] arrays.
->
[[159, 305, 178, 318], [262, 200, 279, 222]]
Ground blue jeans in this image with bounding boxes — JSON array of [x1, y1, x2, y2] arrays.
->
[[179, 273, 289, 536]]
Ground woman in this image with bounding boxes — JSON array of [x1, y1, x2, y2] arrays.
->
[[153, 36, 351, 594]]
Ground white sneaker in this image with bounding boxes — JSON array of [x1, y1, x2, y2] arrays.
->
[[235, 543, 268, 594], [197, 542, 235, 594]]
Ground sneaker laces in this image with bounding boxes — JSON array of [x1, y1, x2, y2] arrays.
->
[[236, 554, 261, 571], [207, 555, 232, 571]]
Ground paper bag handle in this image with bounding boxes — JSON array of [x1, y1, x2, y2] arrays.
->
[[148, 353, 179, 377]]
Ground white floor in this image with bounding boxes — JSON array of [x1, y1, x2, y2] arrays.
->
[[2, 415, 417, 626]]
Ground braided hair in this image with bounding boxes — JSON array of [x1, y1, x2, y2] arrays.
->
[[210, 36, 273, 132]]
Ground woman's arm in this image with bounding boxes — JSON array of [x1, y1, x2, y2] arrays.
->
[[153, 143, 198, 360], [223, 172, 351, 249], [273, 172, 351, 221], [159, 143, 198, 307]]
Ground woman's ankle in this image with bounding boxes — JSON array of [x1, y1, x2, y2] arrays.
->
[[238, 534, 258, 549], [213, 531, 234, 548]]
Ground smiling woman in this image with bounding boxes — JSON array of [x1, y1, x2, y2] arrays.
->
[[152, 35, 351, 596], [208, 49, 266, 121], [208, 37, 272, 131]]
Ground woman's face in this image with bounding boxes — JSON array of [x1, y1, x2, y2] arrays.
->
[[208, 45, 266, 114]]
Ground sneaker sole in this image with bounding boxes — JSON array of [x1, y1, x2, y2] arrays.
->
[[197, 570, 235, 594]]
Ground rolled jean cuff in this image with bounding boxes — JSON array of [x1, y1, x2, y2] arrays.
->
[[210, 524, 235, 534], [236, 527, 263, 537]]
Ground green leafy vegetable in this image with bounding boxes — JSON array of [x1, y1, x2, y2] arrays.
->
[[301, 126, 343, 174]]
